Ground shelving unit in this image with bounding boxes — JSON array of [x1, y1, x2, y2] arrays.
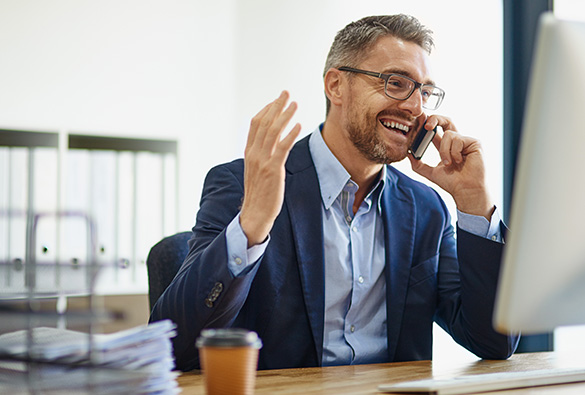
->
[[0, 128, 180, 391], [0, 128, 179, 296]]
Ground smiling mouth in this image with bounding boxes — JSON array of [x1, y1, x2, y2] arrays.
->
[[380, 119, 410, 135]]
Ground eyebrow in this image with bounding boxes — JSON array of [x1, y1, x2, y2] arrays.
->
[[381, 68, 436, 86]]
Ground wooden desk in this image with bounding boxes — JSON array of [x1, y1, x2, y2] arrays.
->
[[177, 352, 585, 394]]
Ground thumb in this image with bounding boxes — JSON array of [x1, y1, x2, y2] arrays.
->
[[408, 154, 434, 180]]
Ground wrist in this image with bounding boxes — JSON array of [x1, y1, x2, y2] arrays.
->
[[454, 189, 494, 221], [239, 210, 270, 247]]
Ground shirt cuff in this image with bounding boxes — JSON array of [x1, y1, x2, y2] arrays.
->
[[225, 213, 269, 277], [457, 206, 502, 243]]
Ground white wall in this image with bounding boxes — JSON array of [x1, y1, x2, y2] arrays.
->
[[0, 0, 504, 233], [0, 0, 239, 231], [555, 0, 585, 22]]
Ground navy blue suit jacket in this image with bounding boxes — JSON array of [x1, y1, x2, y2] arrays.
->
[[150, 135, 519, 371]]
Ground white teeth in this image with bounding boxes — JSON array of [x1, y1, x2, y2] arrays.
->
[[382, 120, 410, 133]]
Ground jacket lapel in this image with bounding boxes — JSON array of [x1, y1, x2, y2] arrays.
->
[[284, 136, 325, 364], [381, 168, 416, 361]]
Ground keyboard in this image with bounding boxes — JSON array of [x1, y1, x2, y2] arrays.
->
[[378, 367, 585, 394]]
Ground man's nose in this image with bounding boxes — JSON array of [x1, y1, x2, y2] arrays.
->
[[397, 88, 424, 117]]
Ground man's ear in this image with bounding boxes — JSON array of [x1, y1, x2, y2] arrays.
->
[[324, 68, 344, 108]]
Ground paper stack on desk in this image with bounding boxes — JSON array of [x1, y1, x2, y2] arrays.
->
[[0, 319, 179, 394]]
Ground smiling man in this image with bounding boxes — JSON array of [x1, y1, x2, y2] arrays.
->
[[150, 14, 519, 371]]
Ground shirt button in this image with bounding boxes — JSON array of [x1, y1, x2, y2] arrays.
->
[[346, 216, 352, 222], [352, 226, 358, 232], [234, 257, 242, 265], [358, 276, 364, 284], [350, 325, 355, 333], [491, 235, 497, 241]]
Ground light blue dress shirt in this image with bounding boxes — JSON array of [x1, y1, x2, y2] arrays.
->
[[309, 128, 389, 365], [223, 126, 502, 366]]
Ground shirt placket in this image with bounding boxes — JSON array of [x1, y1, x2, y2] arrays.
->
[[341, 181, 373, 362]]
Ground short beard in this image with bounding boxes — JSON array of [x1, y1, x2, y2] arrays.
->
[[346, 110, 411, 164]]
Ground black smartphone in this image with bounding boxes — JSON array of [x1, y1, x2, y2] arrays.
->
[[409, 122, 437, 160]]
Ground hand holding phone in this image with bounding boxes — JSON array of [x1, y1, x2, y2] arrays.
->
[[409, 122, 437, 160]]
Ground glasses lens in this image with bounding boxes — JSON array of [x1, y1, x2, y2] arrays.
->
[[385, 74, 444, 110], [385, 75, 414, 100], [421, 87, 444, 110]]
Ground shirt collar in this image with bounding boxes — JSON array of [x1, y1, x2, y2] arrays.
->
[[309, 124, 387, 213]]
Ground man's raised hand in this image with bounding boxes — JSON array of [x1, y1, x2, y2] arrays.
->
[[239, 91, 301, 247]]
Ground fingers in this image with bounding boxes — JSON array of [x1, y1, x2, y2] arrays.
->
[[276, 122, 302, 157], [248, 91, 288, 151], [246, 101, 272, 150], [424, 114, 456, 133], [408, 153, 433, 179], [450, 136, 465, 164], [270, 101, 298, 149], [422, 115, 466, 166], [246, 91, 299, 156], [438, 131, 466, 166], [411, 112, 480, 172], [256, 91, 291, 149]]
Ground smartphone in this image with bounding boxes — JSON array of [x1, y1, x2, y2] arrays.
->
[[409, 122, 437, 160]]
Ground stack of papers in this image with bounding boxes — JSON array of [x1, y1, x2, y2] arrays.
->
[[0, 319, 179, 394]]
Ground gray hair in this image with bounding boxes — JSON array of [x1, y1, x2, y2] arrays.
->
[[324, 15, 434, 115]]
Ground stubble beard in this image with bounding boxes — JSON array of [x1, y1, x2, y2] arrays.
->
[[346, 107, 412, 165]]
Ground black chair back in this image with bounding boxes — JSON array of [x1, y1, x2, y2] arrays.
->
[[146, 231, 192, 310]]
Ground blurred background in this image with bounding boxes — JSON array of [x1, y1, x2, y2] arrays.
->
[[0, 0, 584, 362]]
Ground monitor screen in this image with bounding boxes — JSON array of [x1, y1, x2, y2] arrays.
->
[[494, 13, 585, 335]]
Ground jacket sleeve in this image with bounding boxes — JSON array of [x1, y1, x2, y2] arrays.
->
[[149, 161, 262, 371], [435, 220, 520, 359]]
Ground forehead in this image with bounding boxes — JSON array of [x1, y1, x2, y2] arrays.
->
[[359, 35, 433, 82]]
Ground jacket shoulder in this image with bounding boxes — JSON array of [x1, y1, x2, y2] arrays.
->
[[387, 166, 443, 204]]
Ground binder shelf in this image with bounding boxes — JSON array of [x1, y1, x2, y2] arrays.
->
[[1, 128, 179, 296], [0, 129, 181, 393]]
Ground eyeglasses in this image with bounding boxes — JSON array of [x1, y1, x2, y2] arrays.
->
[[338, 66, 445, 110]]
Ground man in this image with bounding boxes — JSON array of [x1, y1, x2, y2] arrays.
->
[[150, 14, 519, 371]]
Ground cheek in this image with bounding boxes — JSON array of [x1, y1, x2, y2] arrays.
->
[[347, 84, 385, 111], [365, 93, 390, 111]]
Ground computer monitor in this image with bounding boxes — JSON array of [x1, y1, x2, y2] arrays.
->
[[493, 13, 585, 335]]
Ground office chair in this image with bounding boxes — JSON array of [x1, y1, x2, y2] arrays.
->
[[146, 231, 192, 311]]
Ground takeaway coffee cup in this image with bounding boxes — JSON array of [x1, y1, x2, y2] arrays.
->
[[196, 328, 262, 395]]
